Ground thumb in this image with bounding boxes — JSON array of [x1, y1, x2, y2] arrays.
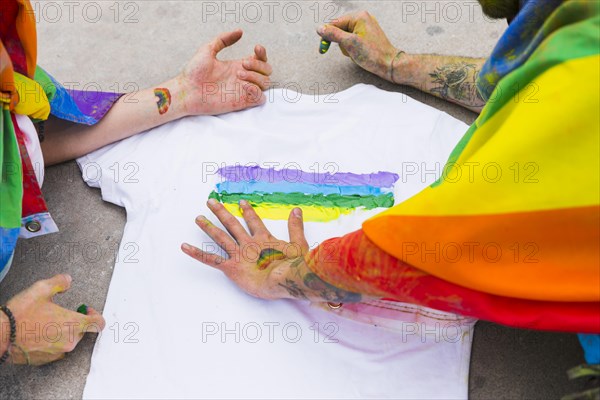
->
[[210, 29, 243, 55], [317, 24, 353, 44], [287, 208, 309, 257], [82, 307, 106, 332], [38, 274, 72, 298]]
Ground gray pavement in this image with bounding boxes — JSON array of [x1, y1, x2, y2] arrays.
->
[[0, 1, 588, 398]]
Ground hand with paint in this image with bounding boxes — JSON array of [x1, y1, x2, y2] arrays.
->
[[42, 30, 272, 165], [176, 29, 272, 116], [0, 275, 105, 365], [182, 199, 362, 303], [316, 11, 487, 113], [317, 11, 400, 81]]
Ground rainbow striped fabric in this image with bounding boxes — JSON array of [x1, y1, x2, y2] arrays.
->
[[34, 66, 122, 125], [209, 166, 399, 222], [363, 0, 600, 304], [1, 0, 122, 280]]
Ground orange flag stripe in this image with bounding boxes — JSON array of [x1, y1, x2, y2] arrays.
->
[[363, 205, 600, 302]]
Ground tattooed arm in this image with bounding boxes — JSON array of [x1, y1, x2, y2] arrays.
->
[[42, 30, 271, 165], [392, 54, 486, 113], [268, 256, 363, 303], [318, 11, 486, 113]]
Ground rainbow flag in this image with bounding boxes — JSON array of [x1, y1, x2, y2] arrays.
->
[[363, 1, 600, 304], [209, 166, 399, 222]]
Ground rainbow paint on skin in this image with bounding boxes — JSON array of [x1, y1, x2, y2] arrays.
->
[[211, 166, 399, 222], [256, 248, 286, 270], [154, 88, 171, 115]]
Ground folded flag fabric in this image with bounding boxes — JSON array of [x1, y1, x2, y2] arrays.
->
[[1, 0, 122, 281], [363, 0, 600, 304]]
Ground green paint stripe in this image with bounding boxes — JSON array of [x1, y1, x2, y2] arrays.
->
[[209, 191, 395, 209]]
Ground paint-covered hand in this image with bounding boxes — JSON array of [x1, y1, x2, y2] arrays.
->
[[317, 11, 399, 81], [182, 199, 310, 300], [0, 275, 105, 365], [177, 29, 272, 116]]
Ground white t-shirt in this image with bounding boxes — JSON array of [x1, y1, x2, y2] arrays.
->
[[79, 84, 474, 399]]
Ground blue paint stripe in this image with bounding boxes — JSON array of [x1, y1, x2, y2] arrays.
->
[[216, 181, 388, 196]]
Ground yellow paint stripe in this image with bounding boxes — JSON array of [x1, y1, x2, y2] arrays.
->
[[222, 203, 354, 222]]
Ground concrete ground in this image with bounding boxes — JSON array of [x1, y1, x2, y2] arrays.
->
[[0, 1, 590, 398]]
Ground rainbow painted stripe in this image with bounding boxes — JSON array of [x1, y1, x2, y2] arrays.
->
[[210, 166, 399, 222]]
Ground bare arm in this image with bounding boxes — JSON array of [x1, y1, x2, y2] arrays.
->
[[318, 11, 486, 113], [42, 79, 185, 165], [42, 30, 272, 166]]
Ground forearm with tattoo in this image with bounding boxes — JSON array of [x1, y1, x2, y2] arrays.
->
[[268, 256, 363, 303], [391, 53, 487, 113], [429, 62, 485, 106]]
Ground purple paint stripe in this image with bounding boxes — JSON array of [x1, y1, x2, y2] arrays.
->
[[218, 166, 399, 188]]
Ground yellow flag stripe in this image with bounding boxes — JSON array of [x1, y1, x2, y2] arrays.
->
[[374, 54, 599, 218]]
